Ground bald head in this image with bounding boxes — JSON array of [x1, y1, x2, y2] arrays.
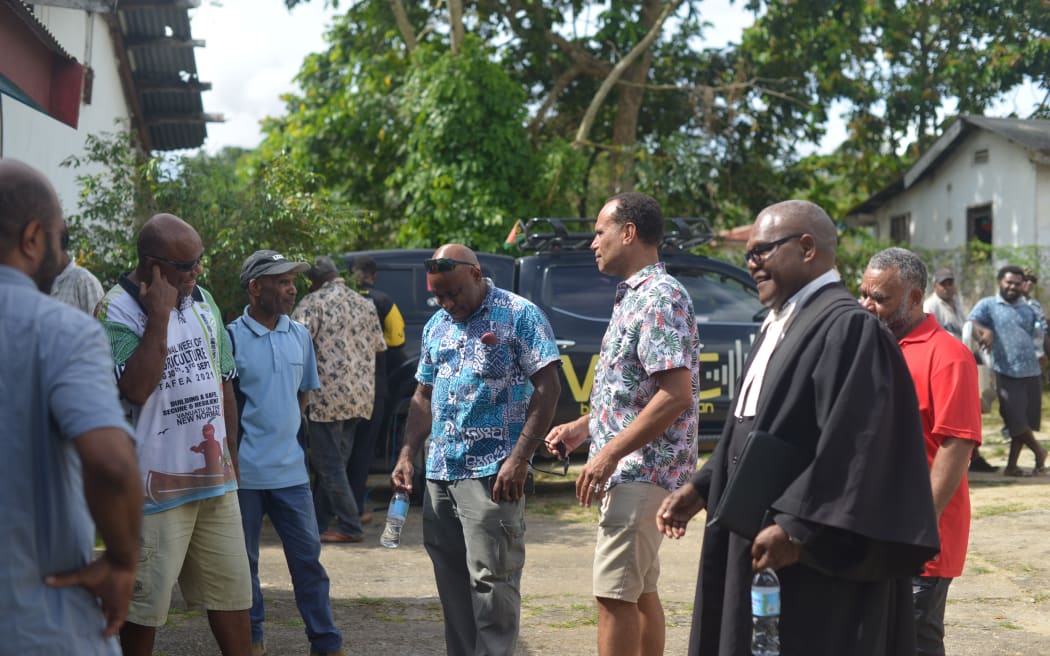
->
[[427, 243, 487, 322], [755, 200, 837, 257], [433, 243, 480, 267], [746, 200, 838, 312], [136, 213, 200, 262], [134, 213, 204, 303], [0, 159, 62, 257]]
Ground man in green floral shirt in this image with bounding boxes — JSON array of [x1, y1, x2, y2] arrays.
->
[[546, 192, 700, 656]]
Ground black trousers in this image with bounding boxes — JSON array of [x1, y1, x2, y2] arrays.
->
[[913, 575, 952, 656]]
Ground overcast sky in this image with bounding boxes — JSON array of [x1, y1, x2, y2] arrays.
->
[[190, 0, 758, 154]]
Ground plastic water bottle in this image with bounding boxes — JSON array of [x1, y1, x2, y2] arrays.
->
[[380, 490, 409, 549], [751, 568, 781, 655]]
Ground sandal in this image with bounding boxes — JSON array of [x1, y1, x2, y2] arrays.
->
[[1004, 467, 1031, 477], [1034, 466, 1048, 476]]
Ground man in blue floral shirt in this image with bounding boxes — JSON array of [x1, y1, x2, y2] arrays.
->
[[546, 192, 700, 656], [970, 265, 1047, 476], [392, 244, 561, 656]]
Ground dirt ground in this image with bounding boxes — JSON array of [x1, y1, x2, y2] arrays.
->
[[154, 423, 1050, 656]]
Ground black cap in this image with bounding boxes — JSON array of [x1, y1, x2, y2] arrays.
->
[[239, 250, 309, 288]]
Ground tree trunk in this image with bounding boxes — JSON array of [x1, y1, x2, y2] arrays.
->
[[573, 0, 681, 192], [388, 0, 417, 52], [447, 0, 465, 55], [608, 0, 663, 193]]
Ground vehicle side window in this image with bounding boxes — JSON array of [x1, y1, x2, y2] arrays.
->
[[376, 267, 427, 321], [542, 264, 619, 322], [670, 267, 764, 323]]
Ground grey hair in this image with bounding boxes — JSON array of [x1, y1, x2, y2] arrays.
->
[[867, 247, 928, 292]]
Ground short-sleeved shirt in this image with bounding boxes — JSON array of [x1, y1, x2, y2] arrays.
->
[[922, 293, 965, 339], [416, 282, 560, 480], [899, 314, 982, 578], [589, 262, 700, 492], [50, 260, 104, 314], [0, 265, 129, 655], [968, 294, 1043, 378], [292, 278, 386, 422], [97, 276, 238, 514], [227, 309, 320, 490]]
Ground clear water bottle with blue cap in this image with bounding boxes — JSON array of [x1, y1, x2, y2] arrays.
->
[[380, 490, 409, 548], [751, 567, 780, 655]]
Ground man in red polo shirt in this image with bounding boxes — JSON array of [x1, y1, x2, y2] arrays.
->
[[860, 247, 982, 656]]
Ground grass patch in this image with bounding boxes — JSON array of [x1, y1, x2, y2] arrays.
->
[[163, 607, 200, 626], [527, 500, 596, 524], [972, 502, 1027, 519]]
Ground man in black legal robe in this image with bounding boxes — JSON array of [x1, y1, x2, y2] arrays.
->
[[657, 200, 940, 656]]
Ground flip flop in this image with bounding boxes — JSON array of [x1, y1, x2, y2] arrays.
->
[[1004, 467, 1031, 477]]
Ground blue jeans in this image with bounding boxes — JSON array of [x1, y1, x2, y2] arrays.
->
[[309, 419, 363, 536], [238, 484, 342, 652]]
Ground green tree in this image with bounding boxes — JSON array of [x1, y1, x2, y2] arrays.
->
[[390, 36, 535, 250], [63, 131, 366, 318], [265, 0, 1050, 242]]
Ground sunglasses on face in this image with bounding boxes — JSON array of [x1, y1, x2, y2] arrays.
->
[[744, 233, 804, 266], [147, 254, 202, 272], [423, 258, 479, 273]]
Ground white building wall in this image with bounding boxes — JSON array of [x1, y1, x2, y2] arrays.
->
[[1036, 164, 1050, 248], [1, 6, 132, 216], [870, 130, 1039, 250]]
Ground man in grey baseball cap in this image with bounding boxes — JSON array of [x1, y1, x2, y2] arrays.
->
[[227, 249, 346, 656], [239, 249, 310, 288]]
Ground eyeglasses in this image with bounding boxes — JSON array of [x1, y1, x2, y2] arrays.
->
[[744, 234, 804, 265], [424, 258, 479, 273], [147, 254, 202, 272]]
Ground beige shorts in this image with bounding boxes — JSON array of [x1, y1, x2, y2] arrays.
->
[[593, 481, 669, 602], [128, 491, 252, 626]]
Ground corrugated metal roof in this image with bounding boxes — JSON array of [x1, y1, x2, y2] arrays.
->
[[7, 1, 77, 60], [847, 115, 1050, 218], [963, 115, 1050, 164], [116, 0, 218, 151]]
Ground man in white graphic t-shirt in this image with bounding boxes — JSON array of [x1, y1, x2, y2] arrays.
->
[[96, 214, 252, 656]]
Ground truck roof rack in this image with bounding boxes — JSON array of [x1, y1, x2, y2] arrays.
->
[[515, 217, 713, 253]]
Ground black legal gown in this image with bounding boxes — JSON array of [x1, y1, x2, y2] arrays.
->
[[689, 282, 940, 656]]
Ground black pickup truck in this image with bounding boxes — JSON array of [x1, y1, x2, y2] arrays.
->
[[342, 219, 764, 472]]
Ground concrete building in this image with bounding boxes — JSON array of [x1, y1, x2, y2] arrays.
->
[[847, 115, 1050, 252]]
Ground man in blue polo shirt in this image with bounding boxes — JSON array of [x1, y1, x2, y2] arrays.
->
[[227, 250, 344, 656], [970, 264, 1047, 477]]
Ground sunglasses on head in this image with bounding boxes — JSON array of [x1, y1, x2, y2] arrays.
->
[[147, 254, 201, 272], [424, 258, 479, 273]]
